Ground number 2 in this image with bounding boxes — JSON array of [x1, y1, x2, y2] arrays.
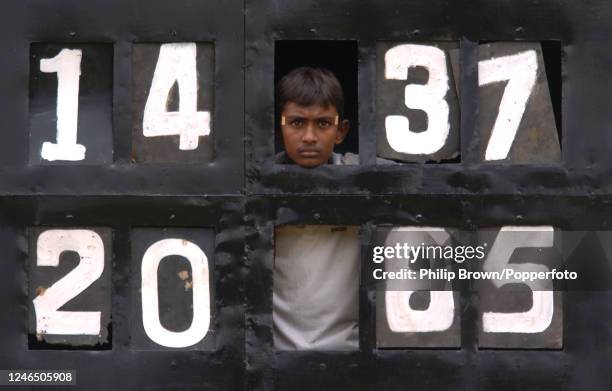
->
[[33, 229, 104, 335]]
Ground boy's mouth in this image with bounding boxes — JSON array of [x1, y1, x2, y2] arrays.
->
[[298, 148, 321, 157]]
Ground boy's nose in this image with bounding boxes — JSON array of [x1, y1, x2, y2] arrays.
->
[[301, 124, 318, 143]]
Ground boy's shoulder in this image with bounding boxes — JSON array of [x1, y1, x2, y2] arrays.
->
[[274, 151, 396, 166], [334, 152, 397, 165], [274, 151, 356, 165], [332, 152, 358, 165]]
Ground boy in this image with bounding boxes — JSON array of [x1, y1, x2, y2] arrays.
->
[[275, 67, 357, 166], [273, 67, 359, 350]]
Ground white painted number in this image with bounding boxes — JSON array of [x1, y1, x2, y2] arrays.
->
[[384, 44, 451, 155], [40, 49, 86, 161], [143, 43, 211, 150], [479, 50, 538, 160], [141, 238, 211, 348], [482, 226, 554, 333], [387, 291, 455, 333], [386, 227, 455, 332], [33, 229, 104, 335]]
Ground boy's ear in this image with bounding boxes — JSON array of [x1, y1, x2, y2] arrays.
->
[[335, 119, 350, 144]]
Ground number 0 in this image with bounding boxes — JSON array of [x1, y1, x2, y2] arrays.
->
[[141, 238, 211, 348]]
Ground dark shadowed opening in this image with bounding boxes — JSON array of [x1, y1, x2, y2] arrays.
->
[[275, 40, 359, 157]]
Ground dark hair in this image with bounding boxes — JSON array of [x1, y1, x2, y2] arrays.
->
[[277, 67, 344, 118]]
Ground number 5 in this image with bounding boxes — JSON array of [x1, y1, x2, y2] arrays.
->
[[482, 226, 554, 333]]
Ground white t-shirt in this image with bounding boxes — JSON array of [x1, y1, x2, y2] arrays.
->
[[273, 225, 360, 350]]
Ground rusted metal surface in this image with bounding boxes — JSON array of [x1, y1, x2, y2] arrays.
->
[[3, 0, 612, 390]]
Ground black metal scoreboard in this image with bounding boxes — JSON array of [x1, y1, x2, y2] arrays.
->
[[1, 0, 612, 390]]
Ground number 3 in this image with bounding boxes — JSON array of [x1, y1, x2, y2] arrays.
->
[[384, 44, 451, 155]]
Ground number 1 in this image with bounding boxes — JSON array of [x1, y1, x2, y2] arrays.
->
[[40, 49, 86, 161]]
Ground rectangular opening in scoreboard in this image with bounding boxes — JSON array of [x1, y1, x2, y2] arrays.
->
[[376, 41, 461, 164], [371, 226, 461, 348], [29, 43, 114, 165], [477, 41, 562, 164], [274, 40, 359, 166], [27, 227, 113, 350], [273, 225, 360, 351], [132, 43, 215, 163], [130, 227, 216, 351], [475, 227, 563, 349]]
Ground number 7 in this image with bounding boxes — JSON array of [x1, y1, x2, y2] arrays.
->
[[479, 50, 537, 161]]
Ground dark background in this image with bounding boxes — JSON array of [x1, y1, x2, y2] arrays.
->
[[1, 0, 612, 390]]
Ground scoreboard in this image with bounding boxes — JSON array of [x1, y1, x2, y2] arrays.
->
[[1, 0, 612, 390]]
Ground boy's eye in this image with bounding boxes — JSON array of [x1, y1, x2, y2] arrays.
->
[[290, 119, 304, 127], [318, 120, 331, 128]]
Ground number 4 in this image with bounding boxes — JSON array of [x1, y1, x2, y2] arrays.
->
[[143, 43, 211, 150]]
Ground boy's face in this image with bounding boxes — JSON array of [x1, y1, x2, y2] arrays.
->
[[280, 102, 349, 168]]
